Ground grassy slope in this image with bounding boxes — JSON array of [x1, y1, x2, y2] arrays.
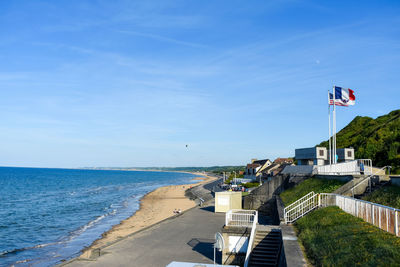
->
[[362, 184, 400, 209], [280, 178, 345, 206], [318, 109, 400, 173], [295, 206, 400, 266]]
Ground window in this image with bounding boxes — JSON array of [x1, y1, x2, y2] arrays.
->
[[348, 151, 352, 157], [319, 150, 324, 156]]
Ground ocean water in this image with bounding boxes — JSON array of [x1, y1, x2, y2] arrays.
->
[[0, 167, 198, 266]]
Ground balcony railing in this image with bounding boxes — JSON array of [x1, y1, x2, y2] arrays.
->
[[225, 209, 258, 228]]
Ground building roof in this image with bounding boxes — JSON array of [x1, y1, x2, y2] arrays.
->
[[252, 159, 271, 165], [246, 163, 261, 169], [257, 162, 295, 176], [273, 157, 294, 164]]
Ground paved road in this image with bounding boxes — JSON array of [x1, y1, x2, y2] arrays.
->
[[203, 177, 224, 192], [64, 204, 225, 267]]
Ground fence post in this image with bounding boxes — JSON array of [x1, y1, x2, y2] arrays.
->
[[379, 207, 381, 229], [372, 204, 374, 225], [318, 193, 321, 207], [355, 199, 357, 217], [387, 209, 389, 232]]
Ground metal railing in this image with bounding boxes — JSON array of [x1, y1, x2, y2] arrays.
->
[[243, 211, 258, 267], [284, 191, 315, 212], [284, 192, 319, 223], [323, 193, 400, 236], [225, 209, 258, 227], [315, 159, 373, 176], [350, 166, 391, 197], [284, 192, 400, 237], [358, 159, 373, 175]]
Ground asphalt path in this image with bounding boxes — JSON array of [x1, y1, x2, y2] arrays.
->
[[64, 204, 225, 267], [203, 177, 224, 193]]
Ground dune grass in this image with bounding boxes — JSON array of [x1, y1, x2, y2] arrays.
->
[[295, 206, 400, 266], [280, 178, 345, 206], [362, 184, 400, 209]]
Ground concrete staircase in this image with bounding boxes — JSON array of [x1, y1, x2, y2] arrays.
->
[[248, 228, 282, 267], [334, 174, 391, 197], [355, 177, 390, 199]]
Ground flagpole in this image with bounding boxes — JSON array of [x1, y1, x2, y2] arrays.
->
[[333, 86, 336, 164], [328, 90, 332, 166]]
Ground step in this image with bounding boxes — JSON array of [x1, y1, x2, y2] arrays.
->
[[250, 257, 277, 264], [255, 233, 282, 238], [253, 244, 280, 249], [256, 230, 281, 233], [251, 251, 278, 257], [250, 258, 277, 265], [254, 240, 281, 246], [256, 230, 281, 234], [255, 235, 281, 240], [254, 242, 280, 247], [254, 239, 281, 244], [253, 246, 280, 251], [254, 240, 281, 245]]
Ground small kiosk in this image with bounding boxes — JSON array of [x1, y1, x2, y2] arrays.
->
[[215, 192, 242, 213]]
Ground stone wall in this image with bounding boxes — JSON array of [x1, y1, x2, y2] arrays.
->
[[242, 174, 290, 222]]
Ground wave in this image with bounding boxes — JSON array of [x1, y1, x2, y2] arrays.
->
[[0, 207, 119, 259], [0, 241, 62, 257], [66, 208, 118, 240]]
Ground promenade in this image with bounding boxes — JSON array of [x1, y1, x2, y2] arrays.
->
[[64, 204, 225, 267]]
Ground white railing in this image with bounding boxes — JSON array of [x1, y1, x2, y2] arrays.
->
[[358, 159, 373, 175], [225, 209, 258, 227], [315, 159, 373, 176], [284, 192, 319, 223], [243, 212, 258, 267], [284, 192, 400, 237], [323, 193, 399, 236], [284, 191, 315, 212]]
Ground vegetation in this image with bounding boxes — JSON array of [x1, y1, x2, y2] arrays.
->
[[295, 206, 400, 266], [224, 172, 245, 184], [319, 109, 400, 173], [280, 178, 345, 206], [242, 182, 260, 188], [362, 184, 400, 209]]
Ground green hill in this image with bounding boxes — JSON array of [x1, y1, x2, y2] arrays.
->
[[319, 109, 400, 173]]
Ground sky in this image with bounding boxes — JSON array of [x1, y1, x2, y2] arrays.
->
[[0, 0, 399, 168]]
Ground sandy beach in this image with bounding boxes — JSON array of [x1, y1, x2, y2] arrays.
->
[[79, 173, 217, 259]]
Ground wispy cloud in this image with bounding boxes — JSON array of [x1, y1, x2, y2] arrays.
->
[[116, 30, 208, 48]]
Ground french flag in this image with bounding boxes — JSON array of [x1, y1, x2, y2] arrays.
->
[[329, 86, 356, 106]]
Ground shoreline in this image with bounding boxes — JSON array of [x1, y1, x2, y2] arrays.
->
[[78, 172, 217, 260]]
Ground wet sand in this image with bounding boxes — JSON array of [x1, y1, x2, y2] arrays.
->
[[79, 173, 216, 259]]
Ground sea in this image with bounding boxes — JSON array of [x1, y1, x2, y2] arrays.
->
[[0, 167, 198, 267]]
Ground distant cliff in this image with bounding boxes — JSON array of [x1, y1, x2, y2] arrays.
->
[[319, 109, 400, 173]]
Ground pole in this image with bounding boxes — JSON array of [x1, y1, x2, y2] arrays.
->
[[328, 90, 332, 165], [214, 243, 216, 266], [333, 86, 336, 164]]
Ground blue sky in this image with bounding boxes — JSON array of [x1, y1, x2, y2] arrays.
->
[[0, 0, 399, 168]]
